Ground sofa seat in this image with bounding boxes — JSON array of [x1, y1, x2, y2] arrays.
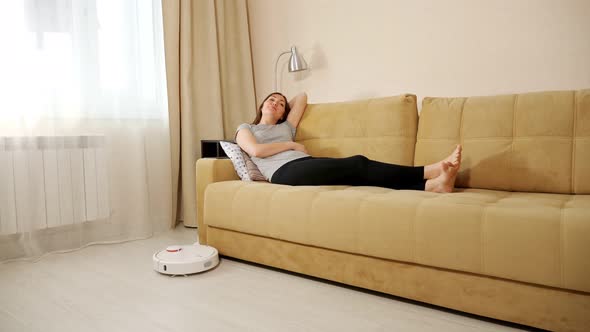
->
[[204, 180, 590, 293]]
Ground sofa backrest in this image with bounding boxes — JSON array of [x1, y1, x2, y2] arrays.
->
[[415, 89, 590, 194], [295, 94, 418, 166]]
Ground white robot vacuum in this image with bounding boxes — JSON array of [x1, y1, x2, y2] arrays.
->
[[153, 243, 219, 276]]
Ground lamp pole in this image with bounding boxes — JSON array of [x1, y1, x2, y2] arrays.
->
[[274, 51, 292, 91]]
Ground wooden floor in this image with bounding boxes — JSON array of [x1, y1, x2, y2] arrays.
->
[[0, 225, 536, 332]]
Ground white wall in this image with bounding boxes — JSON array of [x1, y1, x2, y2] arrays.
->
[[247, 0, 590, 107]]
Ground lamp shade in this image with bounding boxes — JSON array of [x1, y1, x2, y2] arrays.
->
[[288, 46, 307, 72], [274, 45, 308, 90]]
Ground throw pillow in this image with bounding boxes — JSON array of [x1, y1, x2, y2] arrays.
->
[[219, 141, 266, 182]]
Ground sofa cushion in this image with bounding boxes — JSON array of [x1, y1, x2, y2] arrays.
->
[[204, 181, 590, 293], [219, 141, 266, 181], [295, 94, 418, 166], [415, 89, 590, 194]]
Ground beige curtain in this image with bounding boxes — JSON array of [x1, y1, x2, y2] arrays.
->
[[162, 0, 256, 227]]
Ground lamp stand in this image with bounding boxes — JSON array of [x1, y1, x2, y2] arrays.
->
[[274, 51, 291, 91]]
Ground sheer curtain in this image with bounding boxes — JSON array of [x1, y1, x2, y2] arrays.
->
[[0, 0, 172, 262]]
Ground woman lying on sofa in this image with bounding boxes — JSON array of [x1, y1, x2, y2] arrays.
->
[[235, 92, 462, 193]]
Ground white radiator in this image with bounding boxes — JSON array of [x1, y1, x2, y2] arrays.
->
[[0, 136, 110, 235]]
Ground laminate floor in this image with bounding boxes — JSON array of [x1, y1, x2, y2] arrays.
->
[[0, 225, 537, 332]]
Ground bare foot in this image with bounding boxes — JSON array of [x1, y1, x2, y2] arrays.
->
[[424, 145, 462, 179], [425, 161, 459, 193], [445, 144, 462, 167]]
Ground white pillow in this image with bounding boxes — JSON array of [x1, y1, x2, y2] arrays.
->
[[219, 141, 266, 182]]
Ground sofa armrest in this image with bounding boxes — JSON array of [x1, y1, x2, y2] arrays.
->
[[195, 158, 239, 244]]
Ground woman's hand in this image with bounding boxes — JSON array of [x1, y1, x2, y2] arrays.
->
[[291, 142, 308, 154], [237, 128, 308, 157]]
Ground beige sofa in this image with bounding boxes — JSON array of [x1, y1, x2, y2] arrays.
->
[[196, 90, 590, 332]]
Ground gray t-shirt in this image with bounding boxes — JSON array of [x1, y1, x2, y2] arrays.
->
[[236, 121, 310, 181]]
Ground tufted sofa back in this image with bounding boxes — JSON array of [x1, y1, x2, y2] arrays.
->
[[415, 89, 590, 194], [295, 94, 418, 166]]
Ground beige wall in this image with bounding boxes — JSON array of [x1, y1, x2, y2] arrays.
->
[[247, 0, 590, 107]]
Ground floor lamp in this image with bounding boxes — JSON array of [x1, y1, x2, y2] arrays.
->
[[274, 46, 308, 91]]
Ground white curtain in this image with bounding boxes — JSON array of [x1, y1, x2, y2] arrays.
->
[[0, 0, 172, 262]]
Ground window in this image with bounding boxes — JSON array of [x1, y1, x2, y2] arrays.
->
[[0, 0, 168, 120]]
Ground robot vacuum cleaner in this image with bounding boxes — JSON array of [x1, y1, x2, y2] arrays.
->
[[153, 243, 219, 276]]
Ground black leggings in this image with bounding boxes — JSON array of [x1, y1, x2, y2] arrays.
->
[[271, 155, 426, 190]]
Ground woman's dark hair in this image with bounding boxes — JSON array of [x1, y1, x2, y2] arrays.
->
[[252, 92, 291, 125]]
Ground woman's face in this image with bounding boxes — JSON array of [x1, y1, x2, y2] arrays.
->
[[261, 94, 287, 123]]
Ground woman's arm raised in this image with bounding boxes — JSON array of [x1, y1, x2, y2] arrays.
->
[[286, 92, 308, 129], [236, 128, 307, 158]]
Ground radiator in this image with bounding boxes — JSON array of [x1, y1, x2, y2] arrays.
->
[[0, 136, 110, 235]]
